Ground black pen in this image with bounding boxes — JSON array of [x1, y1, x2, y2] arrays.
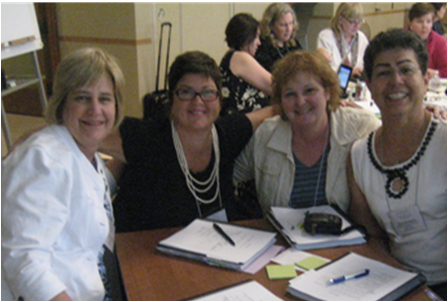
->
[[213, 223, 235, 246]]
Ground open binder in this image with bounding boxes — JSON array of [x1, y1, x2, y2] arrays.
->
[[287, 252, 426, 301], [267, 205, 366, 250], [156, 219, 277, 271]]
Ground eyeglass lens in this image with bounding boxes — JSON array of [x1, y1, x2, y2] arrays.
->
[[176, 89, 218, 102]]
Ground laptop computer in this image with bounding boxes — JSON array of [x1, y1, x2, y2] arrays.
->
[[337, 64, 352, 99]]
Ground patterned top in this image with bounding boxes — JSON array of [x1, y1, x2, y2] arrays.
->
[[219, 50, 270, 116]]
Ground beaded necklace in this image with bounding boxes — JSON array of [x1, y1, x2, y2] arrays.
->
[[275, 44, 289, 59], [367, 120, 437, 199], [171, 121, 221, 209]]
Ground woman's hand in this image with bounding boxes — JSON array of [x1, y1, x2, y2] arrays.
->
[[317, 47, 332, 62], [425, 104, 447, 120], [51, 291, 72, 301], [352, 66, 364, 78], [427, 68, 437, 79]]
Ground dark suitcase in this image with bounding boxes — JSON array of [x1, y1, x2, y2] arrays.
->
[[143, 22, 172, 120]]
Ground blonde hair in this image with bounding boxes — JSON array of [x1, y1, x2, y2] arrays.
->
[[45, 47, 125, 127], [260, 3, 299, 46], [272, 51, 341, 119], [330, 3, 364, 37]]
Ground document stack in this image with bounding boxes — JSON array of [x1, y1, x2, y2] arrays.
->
[[157, 219, 277, 271], [287, 252, 425, 301], [267, 205, 366, 250]]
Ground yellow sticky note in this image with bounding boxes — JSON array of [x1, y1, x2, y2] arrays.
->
[[295, 256, 329, 271], [266, 264, 297, 280]]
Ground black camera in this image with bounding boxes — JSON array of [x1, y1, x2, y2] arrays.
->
[[304, 213, 342, 236]]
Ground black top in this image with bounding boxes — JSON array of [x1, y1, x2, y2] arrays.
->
[[219, 50, 270, 116], [254, 38, 302, 72], [113, 114, 253, 232]]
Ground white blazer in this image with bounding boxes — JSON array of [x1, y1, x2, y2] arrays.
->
[[2, 125, 110, 301]]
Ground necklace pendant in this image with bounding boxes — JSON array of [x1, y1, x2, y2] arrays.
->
[[391, 177, 404, 192], [385, 170, 409, 199]]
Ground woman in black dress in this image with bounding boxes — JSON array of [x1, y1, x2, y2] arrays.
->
[[255, 3, 302, 72]]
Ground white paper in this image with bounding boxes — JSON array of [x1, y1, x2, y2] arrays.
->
[[159, 219, 277, 264], [191, 280, 283, 301], [243, 245, 284, 274], [288, 253, 418, 301], [271, 205, 366, 250]]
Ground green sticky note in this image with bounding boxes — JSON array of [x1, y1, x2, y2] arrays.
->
[[295, 256, 329, 271], [266, 264, 297, 280]]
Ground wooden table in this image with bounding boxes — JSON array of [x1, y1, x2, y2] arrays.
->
[[116, 219, 434, 301]]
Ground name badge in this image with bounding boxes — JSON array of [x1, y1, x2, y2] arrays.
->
[[206, 208, 228, 222], [389, 205, 427, 236]]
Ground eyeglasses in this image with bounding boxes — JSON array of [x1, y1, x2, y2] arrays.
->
[[342, 15, 365, 25], [175, 89, 219, 102]]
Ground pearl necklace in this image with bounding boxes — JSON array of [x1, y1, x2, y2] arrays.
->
[[171, 121, 221, 205], [367, 120, 437, 199]]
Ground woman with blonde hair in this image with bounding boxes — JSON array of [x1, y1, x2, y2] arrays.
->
[[2, 48, 125, 300], [317, 3, 369, 77], [255, 2, 302, 72]]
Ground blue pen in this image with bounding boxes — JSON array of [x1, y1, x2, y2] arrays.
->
[[426, 289, 442, 301], [327, 269, 370, 285]]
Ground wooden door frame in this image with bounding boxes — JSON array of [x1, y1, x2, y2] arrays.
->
[[35, 3, 60, 95]]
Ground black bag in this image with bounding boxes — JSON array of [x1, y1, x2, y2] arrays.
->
[[304, 213, 342, 235], [143, 22, 172, 120], [304, 211, 367, 237]]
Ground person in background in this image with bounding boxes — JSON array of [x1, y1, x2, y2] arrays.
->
[[2, 48, 125, 301], [233, 51, 380, 213], [101, 51, 276, 233], [348, 28, 446, 300], [317, 3, 369, 78], [430, 2, 447, 39], [220, 13, 271, 116], [409, 3, 447, 78], [255, 2, 302, 72]]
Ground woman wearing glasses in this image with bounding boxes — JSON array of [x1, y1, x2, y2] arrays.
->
[[317, 3, 369, 78], [101, 51, 275, 232]]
